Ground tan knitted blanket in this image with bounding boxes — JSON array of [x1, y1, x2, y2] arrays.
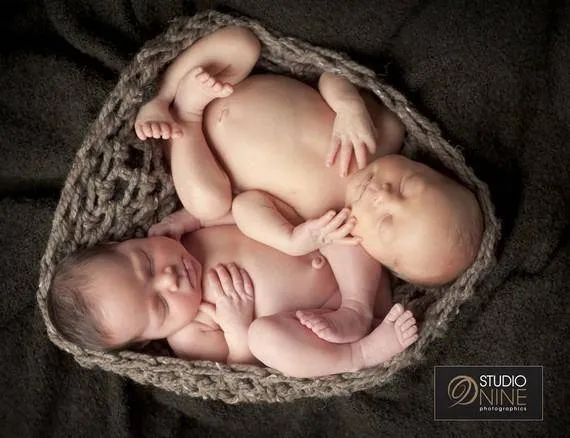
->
[[36, 11, 500, 404]]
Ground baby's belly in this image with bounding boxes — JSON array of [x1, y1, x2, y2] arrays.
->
[[203, 74, 347, 217], [186, 226, 340, 317]]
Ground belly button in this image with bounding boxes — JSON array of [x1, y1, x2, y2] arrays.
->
[[312, 255, 325, 269]]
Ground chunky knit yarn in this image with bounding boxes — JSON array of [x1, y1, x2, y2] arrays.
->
[[37, 11, 500, 404]]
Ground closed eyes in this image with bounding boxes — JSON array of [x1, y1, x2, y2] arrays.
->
[[157, 294, 169, 323], [139, 250, 154, 277], [401, 174, 425, 196]]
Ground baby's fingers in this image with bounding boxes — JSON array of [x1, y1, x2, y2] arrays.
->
[[227, 263, 244, 295], [364, 134, 377, 155], [311, 210, 337, 229], [325, 216, 357, 241], [320, 208, 351, 235], [325, 137, 341, 168], [240, 268, 254, 298], [353, 142, 368, 169], [338, 142, 353, 177], [214, 265, 234, 295], [333, 236, 362, 246]]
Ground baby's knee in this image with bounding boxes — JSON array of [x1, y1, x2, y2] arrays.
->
[[248, 316, 276, 357], [223, 26, 261, 60], [248, 315, 293, 366], [232, 190, 266, 215]]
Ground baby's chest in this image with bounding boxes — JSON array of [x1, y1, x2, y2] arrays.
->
[[244, 254, 339, 316]]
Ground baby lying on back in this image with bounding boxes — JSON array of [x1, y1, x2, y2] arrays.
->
[[48, 221, 416, 378]]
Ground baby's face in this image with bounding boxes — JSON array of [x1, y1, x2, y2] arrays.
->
[[346, 154, 477, 284], [86, 236, 203, 347]]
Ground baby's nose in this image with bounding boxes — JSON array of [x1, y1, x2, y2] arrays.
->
[[154, 266, 179, 293], [372, 182, 397, 202]]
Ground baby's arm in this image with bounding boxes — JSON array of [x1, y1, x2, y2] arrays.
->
[[318, 72, 377, 176], [169, 263, 256, 365], [148, 208, 235, 241], [168, 321, 229, 363], [232, 190, 360, 256], [296, 243, 382, 343], [208, 263, 256, 364]]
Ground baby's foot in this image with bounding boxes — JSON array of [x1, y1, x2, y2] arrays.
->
[[356, 303, 419, 369], [173, 66, 233, 122], [135, 98, 183, 141], [296, 304, 373, 343]]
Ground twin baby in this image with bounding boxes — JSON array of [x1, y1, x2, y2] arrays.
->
[[47, 27, 483, 377]]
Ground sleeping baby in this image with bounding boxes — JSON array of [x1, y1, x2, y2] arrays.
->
[[46, 26, 483, 377], [134, 26, 483, 341]]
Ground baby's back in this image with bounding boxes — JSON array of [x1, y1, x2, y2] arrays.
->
[[203, 74, 349, 218]]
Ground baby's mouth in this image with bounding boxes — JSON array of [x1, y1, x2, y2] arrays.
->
[[182, 257, 201, 292]]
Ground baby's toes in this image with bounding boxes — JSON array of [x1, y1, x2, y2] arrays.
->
[[191, 66, 204, 78], [139, 122, 152, 140], [296, 310, 312, 325], [159, 122, 171, 139], [135, 123, 146, 140], [308, 318, 331, 335], [394, 310, 414, 329], [402, 325, 419, 347], [151, 122, 163, 139], [196, 71, 210, 83], [212, 81, 223, 92], [220, 84, 233, 97], [399, 314, 416, 332]]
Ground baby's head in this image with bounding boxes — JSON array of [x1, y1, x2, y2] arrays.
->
[[346, 154, 483, 285], [47, 236, 203, 351]]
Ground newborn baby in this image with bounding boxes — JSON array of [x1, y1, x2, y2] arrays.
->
[[135, 26, 483, 341], [48, 226, 418, 378]]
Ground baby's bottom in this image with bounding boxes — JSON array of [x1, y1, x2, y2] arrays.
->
[[248, 302, 418, 378]]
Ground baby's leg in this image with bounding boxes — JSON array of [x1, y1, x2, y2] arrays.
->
[[248, 304, 418, 378], [135, 26, 261, 140], [169, 70, 235, 219], [297, 244, 381, 343]]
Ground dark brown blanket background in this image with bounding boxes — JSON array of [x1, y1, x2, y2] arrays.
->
[[1, 0, 568, 436]]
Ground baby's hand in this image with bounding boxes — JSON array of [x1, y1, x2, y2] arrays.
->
[[209, 263, 254, 329], [288, 208, 361, 255], [148, 209, 202, 241], [326, 106, 377, 177]]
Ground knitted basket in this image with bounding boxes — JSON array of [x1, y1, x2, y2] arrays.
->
[[37, 11, 500, 404]]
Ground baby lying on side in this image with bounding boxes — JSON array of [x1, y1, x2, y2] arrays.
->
[[134, 25, 483, 341], [47, 27, 483, 377]]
